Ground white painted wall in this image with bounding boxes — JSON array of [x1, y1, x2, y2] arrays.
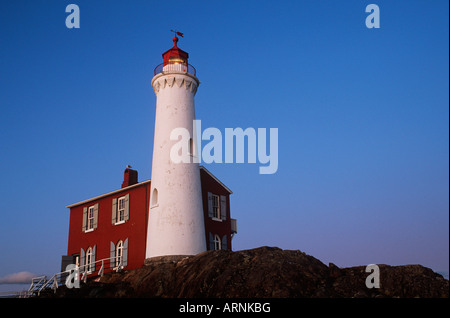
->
[[145, 72, 206, 258]]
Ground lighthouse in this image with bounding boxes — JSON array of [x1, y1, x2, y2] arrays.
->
[[145, 34, 206, 258]]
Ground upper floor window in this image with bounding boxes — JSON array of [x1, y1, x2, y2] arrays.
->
[[212, 194, 220, 219], [112, 194, 129, 225], [117, 196, 126, 223], [188, 138, 195, 156], [87, 206, 95, 230], [82, 204, 98, 232], [207, 192, 227, 221], [151, 188, 158, 208]]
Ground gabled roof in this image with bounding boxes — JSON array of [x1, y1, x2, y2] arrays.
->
[[200, 166, 233, 194], [66, 180, 151, 209], [66, 167, 231, 209]]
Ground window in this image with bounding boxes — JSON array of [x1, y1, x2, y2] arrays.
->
[[209, 233, 227, 251], [112, 194, 129, 225], [212, 194, 220, 219], [80, 246, 96, 274], [214, 235, 221, 250], [207, 192, 227, 221], [151, 188, 158, 207], [86, 247, 93, 273], [87, 206, 95, 231], [189, 138, 194, 156], [110, 239, 128, 269], [83, 204, 98, 232], [117, 196, 126, 223], [116, 240, 123, 268]]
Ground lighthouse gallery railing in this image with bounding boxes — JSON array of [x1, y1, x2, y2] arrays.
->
[[154, 63, 196, 76]]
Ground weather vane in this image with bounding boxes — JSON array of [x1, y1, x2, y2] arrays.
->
[[171, 29, 184, 38]]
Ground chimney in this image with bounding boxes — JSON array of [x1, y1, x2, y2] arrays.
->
[[122, 165, 138, 188]]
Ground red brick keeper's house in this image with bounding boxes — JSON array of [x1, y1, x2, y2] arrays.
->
[[62, 166, 237, 277]]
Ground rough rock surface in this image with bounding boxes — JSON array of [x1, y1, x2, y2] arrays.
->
[[41, 246, 449, 298]]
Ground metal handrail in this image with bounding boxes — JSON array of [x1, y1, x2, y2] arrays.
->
[[0, 290, 33, 298], [154, 63, 196, 76], [72, 256, 122, 278], [27, 256, 124, 296]]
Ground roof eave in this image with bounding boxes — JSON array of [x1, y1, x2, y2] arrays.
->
[[66, 180, 151, 209]]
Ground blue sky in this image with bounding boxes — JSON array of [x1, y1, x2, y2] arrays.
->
[[0, 0, 448, 288]]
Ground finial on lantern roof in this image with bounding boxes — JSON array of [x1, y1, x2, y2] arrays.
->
[[170, 29, 184, 47], [161, 30, 189, 67]]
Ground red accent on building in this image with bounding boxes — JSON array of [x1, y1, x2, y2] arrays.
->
[[121, 167, 138, 188], [66, 179, 150, 273], [162, 35, 189, 67], [64, 167, 235, 277], [200, 168, 233, 250]]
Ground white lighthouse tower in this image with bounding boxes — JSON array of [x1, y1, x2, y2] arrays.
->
[[145, 34, 206, 258]]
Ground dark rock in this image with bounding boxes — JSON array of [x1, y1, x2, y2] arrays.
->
[[40, 246, 449, 298], [328, 262, 342, 278]]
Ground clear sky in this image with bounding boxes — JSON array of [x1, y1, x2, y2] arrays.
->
[[0, 0, 448, 288]]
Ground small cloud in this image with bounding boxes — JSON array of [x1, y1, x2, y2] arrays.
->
[[0, 271, 36, 284]]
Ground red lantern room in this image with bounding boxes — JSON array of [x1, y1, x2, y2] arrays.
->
[[154, 32, 196, 76], [162, 35, 189, 67]]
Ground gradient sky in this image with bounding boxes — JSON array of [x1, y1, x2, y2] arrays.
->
[[0, 0, 448, 288]]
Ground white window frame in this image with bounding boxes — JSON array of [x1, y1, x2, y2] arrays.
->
[[214, 234, 221, 250], [86, 206, 95, 232], [211, 194, 221, 220], [116, 196, 126, 224], [115, 240, 123, 268], [151, 188, 158, 208], [188, 138, 195, 157], [86, 247, 93, 274]]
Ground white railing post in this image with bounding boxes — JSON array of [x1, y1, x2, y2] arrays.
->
[[52, 274, 58, 292], [27, 255, 124, 296], [98, 259, 104, 277]]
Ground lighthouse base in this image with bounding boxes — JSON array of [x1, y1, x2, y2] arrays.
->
[[144, 254, 196, 266]]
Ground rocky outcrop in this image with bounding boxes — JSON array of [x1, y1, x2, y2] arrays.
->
[[42, 246, 449, 298]]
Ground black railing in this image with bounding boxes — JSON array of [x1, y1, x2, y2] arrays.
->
[[154, 63, 196, 76]]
